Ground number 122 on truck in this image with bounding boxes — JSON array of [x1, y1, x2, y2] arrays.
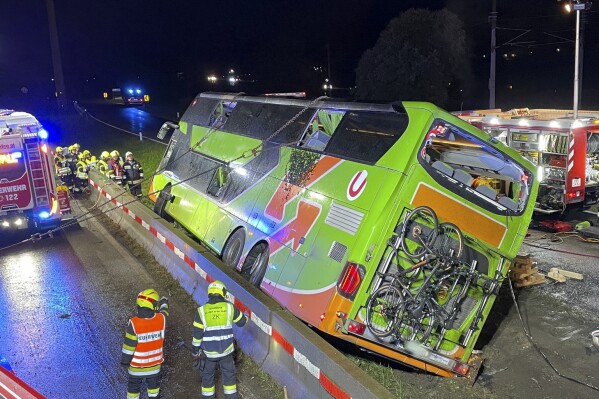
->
[[150, 93, 538, 377]]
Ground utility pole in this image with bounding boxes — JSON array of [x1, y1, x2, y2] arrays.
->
[[45, 0, 67, 109], [573, 8, 581, 118], [489, 0, 497, 109], [578, 9, 586, 109]]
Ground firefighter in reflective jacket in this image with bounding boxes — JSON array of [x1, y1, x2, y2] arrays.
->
[[123, 151, 144, 197], [74, 153, 89, 193], [192, 281, 247, 399], [97, 151, 113, 178], [122, 289, 169, 399]]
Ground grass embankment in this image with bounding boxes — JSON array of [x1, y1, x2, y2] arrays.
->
[[41, 110, 165, 207]]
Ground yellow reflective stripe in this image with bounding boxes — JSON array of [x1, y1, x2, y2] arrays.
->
[[201, 386, 215, 396], [127, 392, 140, 399], [125, 332, 137, 341], [233, 312, 243, 323], [122, 344, 135, 355], [223, 384, 237, 394], [192, 337, 203, 345], [128, 364, 161, 376], [193, 320, 204, 329], [204, 343, 234, 358]]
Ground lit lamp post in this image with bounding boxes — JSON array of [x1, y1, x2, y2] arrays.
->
[[564, 0, 592, 119]]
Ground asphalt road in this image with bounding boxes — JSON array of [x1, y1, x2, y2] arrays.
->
[[0, 203, 272, 399]]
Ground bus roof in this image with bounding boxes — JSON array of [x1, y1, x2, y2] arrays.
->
[[199, 92, 408, 114]]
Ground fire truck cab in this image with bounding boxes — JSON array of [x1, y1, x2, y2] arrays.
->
[[456, 108, 599, 213], [0, 110, 68, 231]]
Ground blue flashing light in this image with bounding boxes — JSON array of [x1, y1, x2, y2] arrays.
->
[[128, 89, 134, 94], [38, 128, 49, 140], [12, 151, 22, 159], [136, 89, 141, 94], [38, 211, 50, 219]]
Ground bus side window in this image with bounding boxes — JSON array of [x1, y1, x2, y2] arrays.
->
[[207, 166, 230, 197], [300, 110, 344, 151], [209, 101, 237, 129]]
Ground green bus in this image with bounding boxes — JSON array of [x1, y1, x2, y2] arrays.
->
[[150, 92, 538, 377]]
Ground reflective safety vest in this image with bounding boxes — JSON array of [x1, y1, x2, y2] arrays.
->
[[129, 313, 166, 368], [197, 302, 236, 359], [76, 160, 89, 179], [97, 159, 110, 176]]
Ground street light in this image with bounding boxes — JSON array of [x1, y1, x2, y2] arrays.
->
[[564, 0, 592, 118]]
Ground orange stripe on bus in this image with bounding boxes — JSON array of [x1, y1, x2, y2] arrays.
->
[[265, 156, 341, 221], [269, 200, 321, 255], [411, 184, 506, 247]]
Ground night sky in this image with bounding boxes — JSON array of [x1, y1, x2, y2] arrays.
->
[[1, 0, 598, 110]]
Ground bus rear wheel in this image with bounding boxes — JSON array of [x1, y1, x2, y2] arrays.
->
[[222, 229, 245, 269], [241, 242, 269, 287]]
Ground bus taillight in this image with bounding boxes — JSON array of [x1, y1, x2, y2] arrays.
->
[[347, 319, 366, 335], [337, 262, 365, 300]]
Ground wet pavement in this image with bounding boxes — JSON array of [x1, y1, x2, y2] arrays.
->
[[0, 203, 276, 399]]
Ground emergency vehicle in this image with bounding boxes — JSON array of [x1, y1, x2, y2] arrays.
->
[[456, 108, 599, 213], [0, 110, 70, 231]]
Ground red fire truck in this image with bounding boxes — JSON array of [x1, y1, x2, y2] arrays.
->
[[456, 108, 599, 213], [0, 110, 70, 232]]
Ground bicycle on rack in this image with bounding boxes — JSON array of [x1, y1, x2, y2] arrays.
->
[[365, 206, 487, 348]]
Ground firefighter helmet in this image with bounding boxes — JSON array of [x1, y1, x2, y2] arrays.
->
[[125, 151, 133, 158], [136, 288, 160, 309], [207, 280, 227, 297], [72, 143, 80, 149], [100, 151, 110, 160], [110, 150, 120, 158], [82, 149, 91, 157], [78, 153, 86, 161], [55, 146, 63, 154]]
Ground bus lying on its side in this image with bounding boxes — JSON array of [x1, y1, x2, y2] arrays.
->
[[150, 93, 538, 377]]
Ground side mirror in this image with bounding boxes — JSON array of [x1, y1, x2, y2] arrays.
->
[[157, 122, 179, 140]]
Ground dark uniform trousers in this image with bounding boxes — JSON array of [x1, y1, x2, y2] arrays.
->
[[127, 370, 162, 398], [201, 354, 237, 399]]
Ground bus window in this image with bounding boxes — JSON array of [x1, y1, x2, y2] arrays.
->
[[209, 101, 237, 129], [182, 97, 221, 126], [207, 166, 230, 197], [420, 119, 532, 214], [325, 111, 409, 163], [300, 109, 345, 151]]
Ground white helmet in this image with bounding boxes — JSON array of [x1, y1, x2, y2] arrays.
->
[[125, 151, 133, 158]]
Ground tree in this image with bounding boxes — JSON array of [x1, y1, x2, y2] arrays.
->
[[355, 8, 471, 109]]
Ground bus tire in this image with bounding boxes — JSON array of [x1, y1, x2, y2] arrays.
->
[[153, 185, 171, 219], [241, 242, 269, 287], [222, 228, 245, 269]]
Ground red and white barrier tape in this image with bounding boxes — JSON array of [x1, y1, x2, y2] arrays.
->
[[90, 180, 351, 399]]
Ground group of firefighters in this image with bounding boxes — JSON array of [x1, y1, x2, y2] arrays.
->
[[122, 281, 248, 399], [54, 143, 145, 197]]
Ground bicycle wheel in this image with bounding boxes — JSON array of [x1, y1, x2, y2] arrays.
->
[[365, 284, 405, 338], [400, 206, 439, 259], [395, 297, 437, 344], [435, 222, 464, 259]]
